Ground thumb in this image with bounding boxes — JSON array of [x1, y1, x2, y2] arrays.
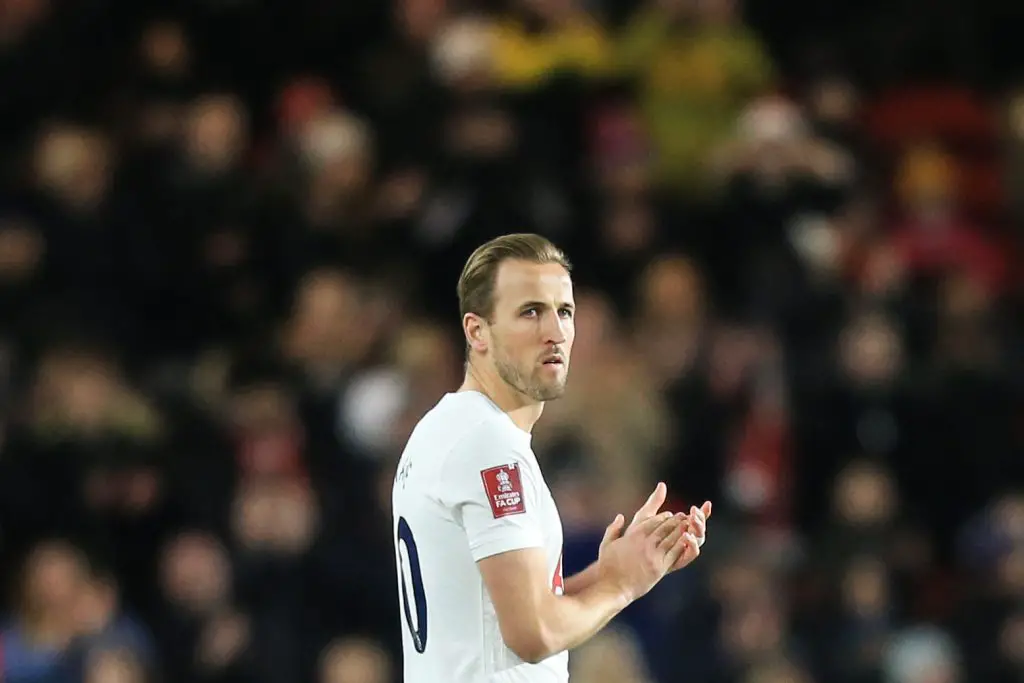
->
[[636, 482, 667, 520], [701, 501, 713, 519], [603, 514, 626, 544]]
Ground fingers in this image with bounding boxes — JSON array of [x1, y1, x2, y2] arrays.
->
[[686, 501, 712, 549], [666, 532, 700, 569], [651, 514, 682, 543], [666, 501, 713, 571], [632, 511, 675, 537], [633, 482, 667, 523], [603, 514, 625, 546], [657, 520, 684, 553], [689, 506, 706, 541]]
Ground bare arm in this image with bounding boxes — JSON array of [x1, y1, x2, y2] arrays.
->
[[477, 547, 630, 664], [563, 561, 602, 596], [477, 512, 691, 664]]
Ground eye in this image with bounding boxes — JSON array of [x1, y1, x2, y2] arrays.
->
[[558, 308, 574, 319], [521, 308, 538, 318]]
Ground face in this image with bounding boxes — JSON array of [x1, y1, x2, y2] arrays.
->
[[23, 542, 87, 615], [159, 533, 230, 613], [470, 260, 575, 402]]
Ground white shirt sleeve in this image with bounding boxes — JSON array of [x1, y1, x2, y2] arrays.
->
[[438, 421, 546, 562]]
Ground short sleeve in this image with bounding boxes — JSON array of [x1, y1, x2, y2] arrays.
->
[[439, 422, 546, 562]]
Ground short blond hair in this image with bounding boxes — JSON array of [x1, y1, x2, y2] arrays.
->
[[457, 233, 571, 321]]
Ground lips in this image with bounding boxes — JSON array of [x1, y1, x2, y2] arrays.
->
[[541, 355, 564, 365]]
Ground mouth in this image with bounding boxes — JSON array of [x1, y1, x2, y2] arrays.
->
[[541, 356, 564, 366]]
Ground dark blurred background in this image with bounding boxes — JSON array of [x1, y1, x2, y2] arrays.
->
[[0, 0, 1022, 682]]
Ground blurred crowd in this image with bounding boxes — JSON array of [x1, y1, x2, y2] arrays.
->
[[0, 0, 1022, 682]]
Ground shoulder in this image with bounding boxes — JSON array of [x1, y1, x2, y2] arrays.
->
[[434, 396, 535, 498], [426, 392, 523, 454], [447, 410, 529, 471]]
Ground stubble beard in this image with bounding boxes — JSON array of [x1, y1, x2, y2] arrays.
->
[[493, 345, 567, 402]]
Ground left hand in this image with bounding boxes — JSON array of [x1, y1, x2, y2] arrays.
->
[[600, 483, 712, 572], [668, 501, 711, 572]]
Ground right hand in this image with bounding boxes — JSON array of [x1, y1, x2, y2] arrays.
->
[[597, 511, 695, 603], [623, 482, 710, 548]]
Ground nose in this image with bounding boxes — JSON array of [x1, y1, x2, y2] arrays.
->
[[541, 310, 567, 345]]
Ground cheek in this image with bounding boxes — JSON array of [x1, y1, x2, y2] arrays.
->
[[496, 322, 532, 347]]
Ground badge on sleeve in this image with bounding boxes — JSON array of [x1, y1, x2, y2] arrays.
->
[[480, 464, 526, 518]]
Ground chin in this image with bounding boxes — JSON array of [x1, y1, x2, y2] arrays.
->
[[534, 382, 567, 402]]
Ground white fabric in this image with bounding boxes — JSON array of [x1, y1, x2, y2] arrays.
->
[[392, 391, 568, 683]]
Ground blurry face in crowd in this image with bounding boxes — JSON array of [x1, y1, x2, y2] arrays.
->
[[32, 350, 120, 429], [998, 548, 1024, 597], [21, 541, 88, 620], [602, 198, 654, 255], [184, 95, 248, 172], [228, 383, 297, 435], [397, 0, 446, 42], [298, 110, 373, 197], [447, 108, 516, 160], [720, 590, 784, 660], [940, 273, 990, 320], [33, 124, 112, 211], [834, 461, 897, 526], [710, 557, 770, 605], [73, 575, 118, 635], [483, 259, 575, 402], [570, 630, 649, 683], [841, 556, 890, 617], [999, 612, 1024, 664], [395, 322, 461, 396], [0, 217, 44, 282], [232, 479, 318, 555], [809, 78, 859, 127], [84, 649, 145, 683], [839, 314, 903, 387], [140, 20, 189, 77], [286, 269, 377, 366], [993, 495, 1024, 543], [159, 533, 231, 614], [319, 638, 392, 683], [639, 255, 704, 325]]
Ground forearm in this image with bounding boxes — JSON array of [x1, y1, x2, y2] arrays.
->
[[563, 561, 602, 596], [527, 578, 631, 662]]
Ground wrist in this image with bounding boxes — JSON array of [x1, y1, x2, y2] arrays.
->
[[595, 565, 636, 609]]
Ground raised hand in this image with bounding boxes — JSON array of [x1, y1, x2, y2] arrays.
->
[[609, 482, 712, 573], [597, 512, 696, 602], [599, 482, 671, 560]]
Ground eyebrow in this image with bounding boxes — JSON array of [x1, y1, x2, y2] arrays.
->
[[520, 301, 575, 311]]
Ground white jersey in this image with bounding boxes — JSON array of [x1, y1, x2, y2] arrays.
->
[[392, 391, 568, 683]]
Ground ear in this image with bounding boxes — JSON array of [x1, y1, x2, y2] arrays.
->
[[463, 313, 489, 354]]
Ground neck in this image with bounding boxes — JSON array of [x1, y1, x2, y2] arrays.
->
[[459, 359, 543, 433]]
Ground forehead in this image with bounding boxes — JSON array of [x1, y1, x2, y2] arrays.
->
[[493, 259, 573, 308]]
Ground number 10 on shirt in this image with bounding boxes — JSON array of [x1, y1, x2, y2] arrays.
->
[[397, 516, 429, 653]]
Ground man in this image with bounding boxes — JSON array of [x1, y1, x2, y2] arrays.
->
[[392, 233, 712, 682]]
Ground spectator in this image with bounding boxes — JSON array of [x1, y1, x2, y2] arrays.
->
[[618, 0, 776, 194]]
